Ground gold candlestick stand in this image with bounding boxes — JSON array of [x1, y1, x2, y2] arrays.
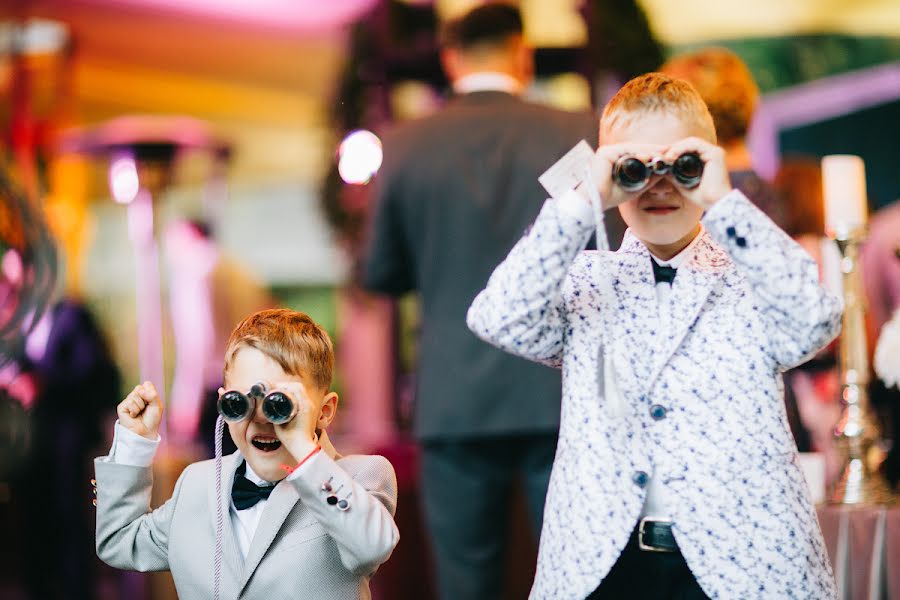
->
[[828, 229, 897, 504]]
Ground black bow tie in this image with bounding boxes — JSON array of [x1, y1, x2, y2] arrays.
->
[[651, 260, 677, 285], [232, 461, 278, 510]]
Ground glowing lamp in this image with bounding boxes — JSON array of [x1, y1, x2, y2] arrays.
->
[[338, 130, 383, 185]]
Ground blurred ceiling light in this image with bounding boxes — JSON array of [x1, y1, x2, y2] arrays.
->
[[0, 18, 69, 56], [98, 0, 378, 30], [109, 155, 141, 204], [338, 130, 383, 185]]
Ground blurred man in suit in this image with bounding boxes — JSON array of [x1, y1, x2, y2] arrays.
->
[[363, 4, 624, 598]]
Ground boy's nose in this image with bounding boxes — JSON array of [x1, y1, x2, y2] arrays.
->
[[646, 175, 675, 194]]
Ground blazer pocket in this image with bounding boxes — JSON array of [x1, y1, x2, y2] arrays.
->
[[277, 519, 328, 551]]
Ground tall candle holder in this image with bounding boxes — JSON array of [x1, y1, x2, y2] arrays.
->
[[827, 229, 895, 504], [823, 155, 896, 504]]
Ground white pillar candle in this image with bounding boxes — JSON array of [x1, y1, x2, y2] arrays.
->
[[822, 155, 868, 237]]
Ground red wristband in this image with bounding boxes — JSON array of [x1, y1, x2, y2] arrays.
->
[[280, 444, 321, 475]]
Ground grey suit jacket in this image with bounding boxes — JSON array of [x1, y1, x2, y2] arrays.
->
[[364, 90, 625, 439], [94, 450, 399, 600]]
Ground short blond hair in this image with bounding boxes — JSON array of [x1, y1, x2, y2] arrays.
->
[[661, 47, 758, 145], [224, 308, 334, 392], [599, 72, 716, 144]]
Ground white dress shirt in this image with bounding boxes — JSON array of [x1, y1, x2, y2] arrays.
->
[[103, 422, 308, 559], [557, 189, 705, 520]]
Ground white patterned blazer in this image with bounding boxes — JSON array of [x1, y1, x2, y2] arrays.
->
[[94, 450, 399, 600], [467, 189, 841, 599]]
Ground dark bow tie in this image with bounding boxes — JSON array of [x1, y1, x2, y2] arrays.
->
[[232, 461, 278, 510], [651, 259, 677, 285]]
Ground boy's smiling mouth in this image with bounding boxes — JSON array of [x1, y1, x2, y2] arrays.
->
[[251, 435, 282, 452], [642, 204, 680, 215]]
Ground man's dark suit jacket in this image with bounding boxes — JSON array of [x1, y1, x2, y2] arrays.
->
[[364, 90, 625, 440]]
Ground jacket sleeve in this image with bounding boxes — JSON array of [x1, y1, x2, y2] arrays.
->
[[703, 189, 843, 370], [94, 459, 190, 572], [288, 452, 399, 576], [466, 193, 595, 368]]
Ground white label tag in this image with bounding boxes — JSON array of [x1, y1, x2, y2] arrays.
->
[[538, 140, 595, 199]]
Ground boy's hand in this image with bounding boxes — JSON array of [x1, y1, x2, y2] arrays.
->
[[117, 381, 163, 440], [579, 143, 666, 210], [664, 137, 732, 209], [271, 381, 319, 460]]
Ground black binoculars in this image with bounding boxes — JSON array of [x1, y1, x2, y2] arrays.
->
[[217, 381, 297, 425], [612, 152, 704, 192]]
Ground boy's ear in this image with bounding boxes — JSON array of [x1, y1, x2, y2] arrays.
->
[[317, 392, 339, 430]]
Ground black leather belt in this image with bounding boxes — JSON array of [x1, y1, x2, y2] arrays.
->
[[638, 518, 678, 553]]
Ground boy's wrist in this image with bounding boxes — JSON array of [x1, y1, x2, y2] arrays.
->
[[285, 437, 319, 463]]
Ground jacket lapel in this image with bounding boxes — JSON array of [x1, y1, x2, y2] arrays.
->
[[646, 231, 728, 386], [607, 230, 728, 399], [607, 232, 661, 399], [238, 474, 301, 591], [207, 452, 245, 579]]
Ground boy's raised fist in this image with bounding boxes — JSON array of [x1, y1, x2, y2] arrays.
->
[[117, 381, 163, 440]]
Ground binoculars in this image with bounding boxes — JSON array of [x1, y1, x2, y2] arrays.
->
[[217, 382, 297, 425], [612, 153, 704, 192]]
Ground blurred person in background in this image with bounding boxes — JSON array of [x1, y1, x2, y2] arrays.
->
[[0, 169, 120, 599], [363, 4, 623, 598], [861, 198, 900, 488], [662, 47, 788, 230]]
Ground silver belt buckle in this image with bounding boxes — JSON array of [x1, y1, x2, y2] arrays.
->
[[638, 516, 675, 553]]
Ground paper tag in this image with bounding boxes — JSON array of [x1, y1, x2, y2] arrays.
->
[[538, 140, 595, 199]]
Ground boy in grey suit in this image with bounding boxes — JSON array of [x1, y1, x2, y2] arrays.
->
[[94, 309, 399, 599], [468, 74, 840, 599]]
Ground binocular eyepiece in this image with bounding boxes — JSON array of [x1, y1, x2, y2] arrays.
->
[[612, 153, 704, 192], [217, 381, 297, 425]]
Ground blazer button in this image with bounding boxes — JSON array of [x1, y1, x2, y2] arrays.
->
[[650, 404, 667, 420], [632, 471, 649, 487]]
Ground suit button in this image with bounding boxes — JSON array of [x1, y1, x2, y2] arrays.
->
[[633, 471, 649, 487], [650, 404, 667, 420]]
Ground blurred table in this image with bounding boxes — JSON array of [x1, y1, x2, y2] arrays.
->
[[818, 505, 900, 599]]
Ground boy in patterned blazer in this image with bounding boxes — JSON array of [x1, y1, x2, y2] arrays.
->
[[94, 309, 399, 600], [467, 73, 841, 599]]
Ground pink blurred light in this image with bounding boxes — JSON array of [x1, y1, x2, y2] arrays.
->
[[103, 0, 378, 30], [109, 155, 140, 204], [338, 130, 383, 185]]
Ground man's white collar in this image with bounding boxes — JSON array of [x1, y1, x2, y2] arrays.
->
[[453, 72, 523, 95]]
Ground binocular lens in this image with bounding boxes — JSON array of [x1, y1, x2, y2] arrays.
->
[[672, 153, 703, 187], [261, 391, 294, 425], [218, 390, 253, 422], [616, 158, 650, 191]]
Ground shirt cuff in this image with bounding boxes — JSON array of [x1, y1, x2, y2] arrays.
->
[[102, 421, 160, 467], [555, 187, 595, 225]]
